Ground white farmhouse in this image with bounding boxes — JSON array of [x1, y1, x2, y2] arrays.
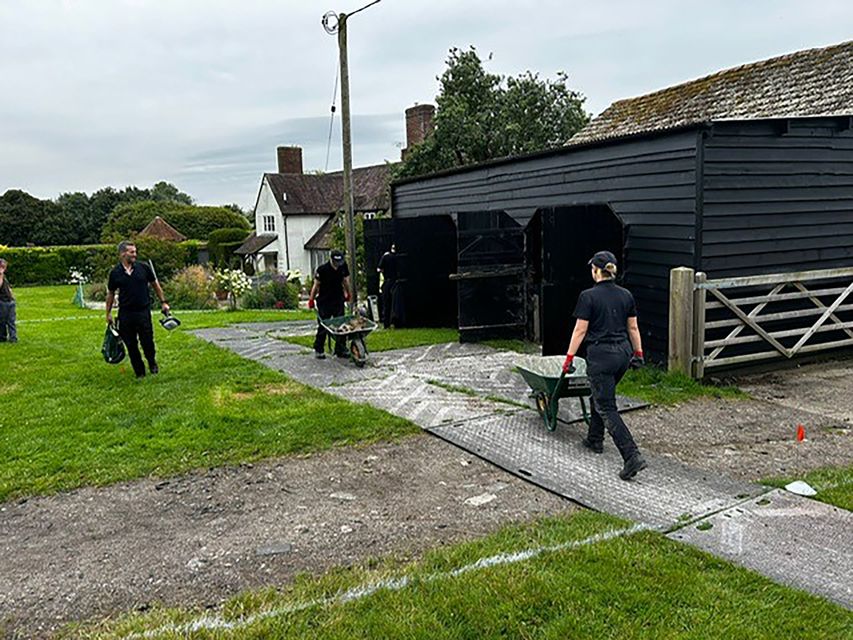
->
[[236, 146, 393, 278]]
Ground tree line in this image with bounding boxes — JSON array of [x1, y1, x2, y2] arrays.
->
[[0, 181, 248, 247]]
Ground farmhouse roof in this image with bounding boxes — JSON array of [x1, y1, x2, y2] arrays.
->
[[234, 232, 276, 256], [304, 215, 337, 251], [262, 163, 394, 216], [570, 40, 853, 145], [138, 216, 187, 242]]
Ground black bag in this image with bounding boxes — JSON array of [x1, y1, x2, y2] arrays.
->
[[102, 324, 126, 365]]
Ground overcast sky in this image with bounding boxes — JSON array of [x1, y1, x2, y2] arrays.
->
[[1, 0, 851, 208]]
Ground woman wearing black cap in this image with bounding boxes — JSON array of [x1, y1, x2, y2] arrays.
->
[[563, 250, 647, 480]]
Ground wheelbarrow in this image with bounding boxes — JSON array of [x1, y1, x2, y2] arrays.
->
[[319, 313, 378, 368], [515, 355, 592, 432]]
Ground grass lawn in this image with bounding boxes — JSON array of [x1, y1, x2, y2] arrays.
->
[[0, 286, 415, 501], [281, 327, 460, 352], [763, 465, 853, 511], [62, 511, 852, 639]]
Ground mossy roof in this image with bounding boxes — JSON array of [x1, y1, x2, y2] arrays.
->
[[570, 40, 853, 145]]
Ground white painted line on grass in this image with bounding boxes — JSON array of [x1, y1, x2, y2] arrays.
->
[[123, 523, 649, 639]]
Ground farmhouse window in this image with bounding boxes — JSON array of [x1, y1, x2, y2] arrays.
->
[[262, 215, 276, 233]]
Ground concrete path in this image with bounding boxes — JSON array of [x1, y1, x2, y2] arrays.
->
[[193, 325, 853, 608]]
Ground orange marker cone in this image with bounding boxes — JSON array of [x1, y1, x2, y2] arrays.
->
[[796, 424, 805, 442]]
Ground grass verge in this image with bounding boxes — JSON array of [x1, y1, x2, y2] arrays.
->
[[61, 511, 852, 639], [0, 287, 416, 501], [617, 366, 746, 405], [762, 465, 853, 511], [280, 327, 459, 352]]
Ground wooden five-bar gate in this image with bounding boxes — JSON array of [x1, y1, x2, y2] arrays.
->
[[669, 266, 853, 378]]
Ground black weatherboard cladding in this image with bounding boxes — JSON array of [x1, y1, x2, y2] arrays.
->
[[393, 130, 700, 359], [701, 118, 853, 274]]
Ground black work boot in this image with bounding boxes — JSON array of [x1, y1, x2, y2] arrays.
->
[[619, 453, 647, 480], [581, 437, 603, 454]]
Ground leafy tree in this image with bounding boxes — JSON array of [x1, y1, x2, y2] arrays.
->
[[56, 192, 93, 244], [101, 200, 250, 242], [396, 47, 590, 178], [150, 181, 193, 205], [0, 190, 72, 246]]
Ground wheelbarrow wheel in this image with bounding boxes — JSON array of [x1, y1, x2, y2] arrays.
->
[[350, 337, 367, 368], [534, 392, 558, 432]]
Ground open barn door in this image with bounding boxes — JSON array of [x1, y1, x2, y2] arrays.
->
[[392, 215, 458, 327], [541, 205, 624, 355], [452, 211, 526, 342]]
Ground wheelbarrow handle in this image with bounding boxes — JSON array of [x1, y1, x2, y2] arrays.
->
[[549, 369, 568, 407]]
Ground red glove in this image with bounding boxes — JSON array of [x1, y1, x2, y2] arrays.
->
[[562, 353, 575, 374], [308, 297, 315, 310], [344, 290, 351, 302], [633, 350, 643, 358]]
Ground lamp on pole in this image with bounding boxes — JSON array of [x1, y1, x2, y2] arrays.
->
[[322, 1, 381, 312]]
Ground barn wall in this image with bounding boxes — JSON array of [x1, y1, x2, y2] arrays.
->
[[701, 118, 853, 276], [392, 130, 700, 357]]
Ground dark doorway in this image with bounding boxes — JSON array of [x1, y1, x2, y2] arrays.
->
[[393, 215, 458, 327], [453, 211, 525, 342], [539, 205, 625, 355], [364, 218, 393, 299]]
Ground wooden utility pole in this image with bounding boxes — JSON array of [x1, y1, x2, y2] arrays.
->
[[337, 12, 358, 311]]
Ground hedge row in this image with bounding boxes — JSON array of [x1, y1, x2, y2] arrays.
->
[[0, 239, 205, 286]]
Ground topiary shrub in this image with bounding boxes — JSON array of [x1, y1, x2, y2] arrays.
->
[[208, 228, 250, 268], [163, 265, 217, 310], [101, 201, 250, 242]]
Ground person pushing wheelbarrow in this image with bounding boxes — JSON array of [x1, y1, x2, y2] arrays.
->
[[308, 249, 352, 359], [563, 251, 648, 480]]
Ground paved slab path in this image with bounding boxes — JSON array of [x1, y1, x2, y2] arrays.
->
[[194, 325, 853, 609]]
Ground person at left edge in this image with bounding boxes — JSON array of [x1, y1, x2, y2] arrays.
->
[[308, 249, 351, 359], [105, 241, 170, 378]]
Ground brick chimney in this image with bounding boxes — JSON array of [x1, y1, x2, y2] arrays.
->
[[276, 146, 303, 174], [402, 104, 435, 159]]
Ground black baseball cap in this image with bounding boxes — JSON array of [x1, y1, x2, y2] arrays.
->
[[330, 249, 345, 265], [588, 250, 617, 268]]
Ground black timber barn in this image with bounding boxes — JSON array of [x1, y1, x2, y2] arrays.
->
[[385, 41, 853, 362]]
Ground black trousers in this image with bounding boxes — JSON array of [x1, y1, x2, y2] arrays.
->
[[381, 281, 396, 328], [118, 310, 157, 377], [314, 300, 346, 355], [585, 341, 640, 461]]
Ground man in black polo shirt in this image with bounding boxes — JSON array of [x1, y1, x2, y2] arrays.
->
[[308, 249, 351, 359], [377, 243, 398, 329], [105, 241, 170, 378]]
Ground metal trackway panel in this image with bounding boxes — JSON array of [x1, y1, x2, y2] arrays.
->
[[670, 489, 853, 609], [429, 412, 766, 530], [329, 375, 519, 430], [409, 352, 645, 423]]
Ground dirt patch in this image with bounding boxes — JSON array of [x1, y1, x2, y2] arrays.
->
[[0, 435, 576, 639], [623, 358, 853, 482]]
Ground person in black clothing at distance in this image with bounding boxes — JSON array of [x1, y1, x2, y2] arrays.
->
[[0, 258, 17, 343], [105, 241, 170, 378], [308, 249, 352, 359], [563, 251, 648, 480], [376, 243, 398, 328]]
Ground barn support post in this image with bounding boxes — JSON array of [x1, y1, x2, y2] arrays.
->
[[668, 266, 695, 375]]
